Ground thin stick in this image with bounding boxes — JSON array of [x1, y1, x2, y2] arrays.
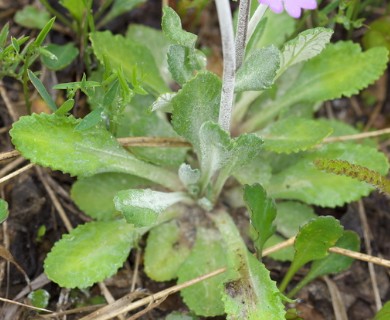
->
[[0, 150, 20, 161], [98, 282, 125, 320], [39, 304, 105, 318], [0, 157, 25, 178], [262, 236, 296, 256], [0, 80, 18, 122], [263, 236, 390, 269], [215, 0, 236, 132], [80, 268, 226, 320], [323, 128, 390, 143], [328, 247, 390, 268], [357, 200, 382, 310], [0, 296, 52, 313], [130, 249, 141, 292], [36, 167, 73, 232], [0, 163, 34, 185], [117, 137, 190, 147]]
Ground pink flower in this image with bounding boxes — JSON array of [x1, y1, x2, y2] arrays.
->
[[259, 0, 317, 18]]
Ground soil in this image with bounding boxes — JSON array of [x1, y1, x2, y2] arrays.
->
[[0, 1, 390, 319]]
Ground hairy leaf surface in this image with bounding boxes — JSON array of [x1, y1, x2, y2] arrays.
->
[[10, 113, 181, 189], [44, 220, 136, 288]]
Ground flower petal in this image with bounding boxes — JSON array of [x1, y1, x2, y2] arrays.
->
[[258, 0, 284, 14], [284, 1, 302, 18]]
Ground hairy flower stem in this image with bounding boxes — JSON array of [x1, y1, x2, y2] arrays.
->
[[235, 0, 251, 70], [215, 0, 236, 132]]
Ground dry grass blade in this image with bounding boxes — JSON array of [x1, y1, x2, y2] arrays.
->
[[0, 245, 30, 287], [0, 150, 20, 161], [0, 296, 52, 313], [117, 136, 191, 147], [323, 128, 390, 143], [80, 268, 226, 320], [323, 276, 348, 320], [0, 163, 34, 185]]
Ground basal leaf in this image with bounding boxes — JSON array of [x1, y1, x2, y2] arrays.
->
[[14, 5, 50, 29], [212, 211, 286, 319], [162, 6, 197, 48], [287, 230, 360, 297], [41, 43, 79, 71], [177, 228, 227, 316], [71, 173, 149, 221], [171, 72, 221, 153], [10, 113, 181, 190], [279, 216, 344, 292], [116, 95, 187, 168], [279, 27, 333, 74], [243, 184, 276, 255], [44, 220, 136, 288], [281, 42, 388, 105], [275, 201, 317, 238], [261, 117, 333, 153], [267, 143, 389, 207], [235, 46, 280, 92], [114, 189, 189, 227], [90, 31, 168, 95], [144, 221, 191, 281], [0, 199, 9, 224]]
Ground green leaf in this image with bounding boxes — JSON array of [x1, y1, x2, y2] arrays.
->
[[177, 228, 227, 316], [55, 99, 74, 115], [288, 230, 360, 297], [261, 117, 333, 154], [74, 106, 104, 131], [235, 46, 280, 92], [34, 17, 55, 47], [71, 173, 149, 221], [116, 95, 187, 168], [281, 42, 388, 106], [0, 199, 9, 224], [126, 24, 172, 83], [375, 301, 390, 320], [243, 184, 276, 255], [44, 220, 136, 288], [114, 189, 188, 227], [197, 122, 263, 196], [27, 70, 57, 112], [10, 113, 181, 190], [90, 31, 169, 95], [144, 221, 191, 281], [100, 0, 145, 25], [162, 6, 197, 48], [0, 23, 9, 48], [59, 0, 89, 21], [14, 5, 51, 29], [363, 17, 390, 56], [267, 142, 389, 207], [27, 289, 50, 309], [275, 201, 317, 238], [279, 27, 333, 74], [279, 216, 344, 292], [171, 72, 221, 153], [212, 211, 286, 319], [167, 45, 206, 85], [41, 43, 79, 70]]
